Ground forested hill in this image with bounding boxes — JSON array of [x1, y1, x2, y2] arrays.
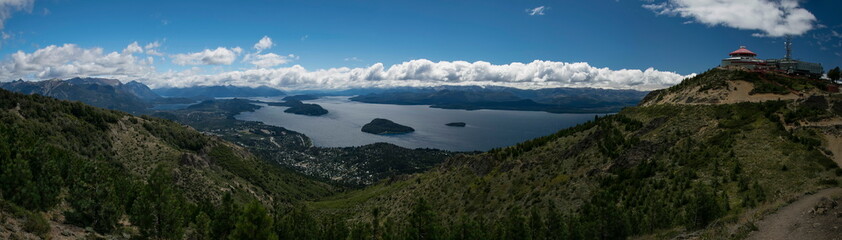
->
[[308, 69, 842, 239], [0, 88, 334, 239]]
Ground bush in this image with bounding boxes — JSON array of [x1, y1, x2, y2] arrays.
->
[[23, 212, 50, 237]]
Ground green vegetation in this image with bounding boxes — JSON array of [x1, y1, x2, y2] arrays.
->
[[362, 118, 415, 134], [1, 70, 841, 239], [308, 93, 841, 239], [267, 99, 329, 116], [0, 88, 334, 238], [828, 66, 840, 82], [644, 68, 831, 105]]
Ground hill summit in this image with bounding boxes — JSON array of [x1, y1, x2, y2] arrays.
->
[[310, 68, 842, 239], [640, 68, 838, 106]]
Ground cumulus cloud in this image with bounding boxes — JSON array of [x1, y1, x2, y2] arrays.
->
[[0, 0, 33, 30], [643, 0, 816, 37], [246, 53, 296, 68], [0, 43, 154, 80], [171, 47, 242, 65], [0, 44, 692, 91], [123, 42, 143, 54], [254, 36, 273, 52], [144, 41, 164, 56], [526, 6, 546, 16], [144, 59, 692, 91]]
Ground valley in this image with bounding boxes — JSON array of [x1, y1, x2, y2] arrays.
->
[[1, 69, 840, 239], [2, 1, 842, 239]]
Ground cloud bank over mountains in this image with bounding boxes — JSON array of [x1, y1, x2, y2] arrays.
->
[[1, 43, 156, 80], [643, 0, 817, 37], [0, 43, 691, 91], [0, 36, 691, 91], [146, 59, 690, 91]]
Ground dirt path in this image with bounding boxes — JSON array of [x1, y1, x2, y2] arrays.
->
[[823, 133, 842, 168], [746, 188, 842, 240]]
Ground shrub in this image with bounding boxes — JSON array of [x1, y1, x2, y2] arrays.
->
[[23, 212, 50, 237]]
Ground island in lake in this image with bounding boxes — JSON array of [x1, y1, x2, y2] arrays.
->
[[267, 99, 329, 116], [361, 118, 415, 135], [445, 122, 466, 127]]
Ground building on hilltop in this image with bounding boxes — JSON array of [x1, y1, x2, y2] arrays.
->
[[720, 46, 768, 70], [720, 38, 824, 78]]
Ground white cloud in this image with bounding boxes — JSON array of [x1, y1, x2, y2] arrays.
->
[[0, 0, 32, 30], [254, 36, 273, 52], [344, 57, 362, 62], [144, 41, 164, 56], [643, 0, 816, 37], [123, 42, 143, 54], [526, 6, 546, 16], [246, 53, 295, 68], [0, 43, 154, 80], [171, 47, 241, 65], [144, 59, 692, 91], [0, 44, 693, 91]]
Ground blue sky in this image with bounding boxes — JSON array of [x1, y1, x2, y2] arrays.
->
[[0, 0, 839, 90]]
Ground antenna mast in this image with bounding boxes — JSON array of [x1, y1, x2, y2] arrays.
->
[[784, 36, 792, 60]]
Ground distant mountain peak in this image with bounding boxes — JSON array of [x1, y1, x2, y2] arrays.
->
[[66, 77, 123, 87]]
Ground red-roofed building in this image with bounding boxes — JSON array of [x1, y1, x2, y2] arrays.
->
[[729, 47, 757, 57], [721, 46, 766, 70], [719, 42, 824, 78]]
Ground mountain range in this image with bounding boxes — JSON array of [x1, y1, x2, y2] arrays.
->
[[0, 69, 840, 239], [349, 86, 649, 113], [153, 85, 286, 98], [0, 78, 158, 113]]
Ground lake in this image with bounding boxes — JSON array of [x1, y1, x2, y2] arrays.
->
[[236, 96, 605, 152]]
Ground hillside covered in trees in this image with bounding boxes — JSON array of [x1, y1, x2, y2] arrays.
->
[[1, 69, 841, 239], [0, 88, 335, 239], [307, 69, 842, 239]]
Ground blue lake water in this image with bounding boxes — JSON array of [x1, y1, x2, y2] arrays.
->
[[235, 96, 604, 152]]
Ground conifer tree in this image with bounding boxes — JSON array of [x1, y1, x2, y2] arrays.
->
[[131, 165, 186, 239], [229, 201, 277, 240], [407, 198, 440, 240]]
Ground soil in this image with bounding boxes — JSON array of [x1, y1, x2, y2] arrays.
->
[[746, 188, 842, 240]]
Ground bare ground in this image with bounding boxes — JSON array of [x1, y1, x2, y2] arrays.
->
[[746, 188, 842, 240], [641, 81, 802, 106]]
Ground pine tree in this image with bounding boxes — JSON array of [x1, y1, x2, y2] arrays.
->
[[229, 201, 277, 240], [504, 207, 529, 240], [213, 193, 238, 239], [407, 198, 440, 240], [0, 155, 36, 208], [190, 212, 212, 240], [828, 66, 841, 82], [65, 159, 122, 233], [545, 202, 567, 240], [131, 165, 186, 239], [529, 208, 546, 240]]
